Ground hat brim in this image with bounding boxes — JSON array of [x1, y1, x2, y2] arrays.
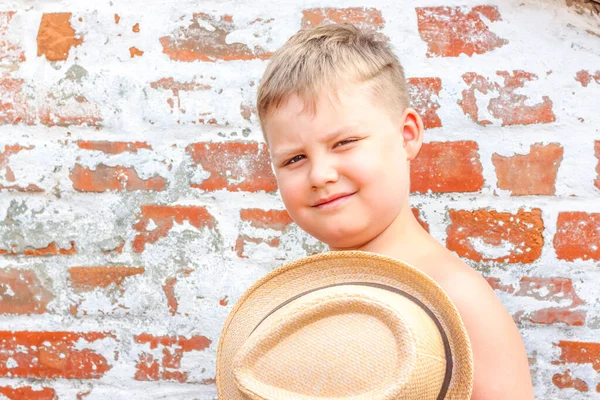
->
[[217, 250, 474, 399]]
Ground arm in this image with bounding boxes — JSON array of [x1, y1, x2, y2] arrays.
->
[[445, 268, 535, 400]]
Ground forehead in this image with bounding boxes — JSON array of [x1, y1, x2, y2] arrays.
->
[[263, 83, 374, 142]]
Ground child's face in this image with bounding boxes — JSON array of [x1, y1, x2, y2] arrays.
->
[[264, 81, 418, 249]]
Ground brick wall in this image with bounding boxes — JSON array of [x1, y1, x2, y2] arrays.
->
[[0, 1, 598, 399]]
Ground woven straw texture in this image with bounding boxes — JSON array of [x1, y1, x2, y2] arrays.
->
[[217, 251, 473, 399]]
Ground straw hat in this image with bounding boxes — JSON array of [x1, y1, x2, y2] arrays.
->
[[217, 251, 473, 399]]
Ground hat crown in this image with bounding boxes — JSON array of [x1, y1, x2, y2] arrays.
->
[[216, 251, 474, 400], [233, 285, 447, 399]]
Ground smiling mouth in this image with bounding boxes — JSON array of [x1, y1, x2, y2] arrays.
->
[[313, 192, 356, 208]]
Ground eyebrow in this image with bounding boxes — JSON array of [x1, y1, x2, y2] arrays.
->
[[323, 125, 358, 143], [272, 125, 359, 161]]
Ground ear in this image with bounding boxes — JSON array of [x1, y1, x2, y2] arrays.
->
[[400, 108, 424, 161]]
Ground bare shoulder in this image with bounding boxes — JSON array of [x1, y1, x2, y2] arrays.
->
[[423, 253, 535, 400]]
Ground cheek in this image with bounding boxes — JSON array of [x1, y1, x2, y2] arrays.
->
[[276, 173, 304, 206], [348, 145, 409, 195], [344, 146, 392, 183]]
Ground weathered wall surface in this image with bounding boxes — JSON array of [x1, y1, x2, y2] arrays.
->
[[0, 0, 599, 398]]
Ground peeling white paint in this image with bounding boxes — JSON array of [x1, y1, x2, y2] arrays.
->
[[5, 357, 18, 369], [469, 237, 515, 259]]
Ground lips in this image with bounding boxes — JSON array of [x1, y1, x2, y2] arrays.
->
[[313, 192, 355, 207]]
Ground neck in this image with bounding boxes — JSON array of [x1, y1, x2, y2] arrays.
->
[[330, 201, 437, 261]]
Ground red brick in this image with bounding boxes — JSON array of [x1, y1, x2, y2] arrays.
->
[[129, 46, 143, 58], [0, 12, 26, 64], [0, 145, 43, 192], [0, 78, 102, 126], [0, 79, 35, 125], [37, 13, 82, 61], [240, 209, 292, 231], [187, 142, 277, 192], [0, 241, 76, 257], [160, 270, 194, 316], [447, 209, 544, 263], [416, 6, 508, 57], [0, 78, 100, 127], [163, 277, 178, 316], [515, 277, 585, 326], [553, 341, 600, 372], [235, 235, 281, 258], [74, 142, 160, 192], [76, 389, 92, 399], [235, 208, 327, 259], [488, 276, 585, 326], [149, 77, 254, 126], [150, 77, 211, 116], [132, 205, 217, 253], [77, 141, 152, 154], [575, 70, 600, 87], [0, 386, 57, 400], [134, 334, 211, 383], [407, 77, 442, 129], [70, 164, 167, 192], [486, 277, 514, 293], [411, 141, 484, 193], [235, 209, 292, 259], [160, 13, 272, 62], [459, 71, 555, 126], [69, 266, 144, 292], [554, 212, 600, 261], [517, 275, 584, 301], [302, 8, 386, 39], [150, 77, 212, 93], [493, 143, 563, 195], [68, 266, 145, 316], [38, 98, 101, 127], [594, 140, 600, 189], [525, 309, 586, 327], [0, 331, 111, 378], [552, 369, 588, 392], [0, 269, 54, 315]]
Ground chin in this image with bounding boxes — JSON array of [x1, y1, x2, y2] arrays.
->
[[318, 230, 370, 251], [300, 216, 380, 249]]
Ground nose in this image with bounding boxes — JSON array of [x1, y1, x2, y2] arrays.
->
[[309, 156, 339, 190]]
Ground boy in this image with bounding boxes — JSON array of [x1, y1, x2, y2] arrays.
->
[[256, 24, 535, 399]]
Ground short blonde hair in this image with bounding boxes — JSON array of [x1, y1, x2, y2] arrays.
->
[[257, 23, 410, 136]]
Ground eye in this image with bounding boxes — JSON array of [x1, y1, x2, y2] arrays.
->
[[283, 154, 306, 166], [334, 138, 358, 148]]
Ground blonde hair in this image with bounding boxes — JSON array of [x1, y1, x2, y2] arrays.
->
[[257, 23, 410, 137]]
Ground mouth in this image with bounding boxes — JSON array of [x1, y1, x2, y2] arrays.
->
[[312, 192, 356, 208]]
